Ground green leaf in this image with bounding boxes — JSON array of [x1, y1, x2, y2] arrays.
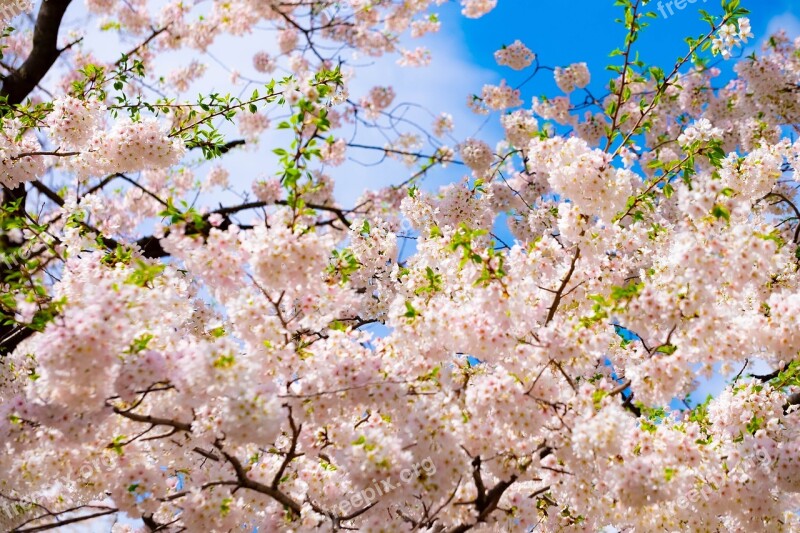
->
[[711, 204, 730, 222], [125, 261, 165, 287], [655, 344, 678, 355]]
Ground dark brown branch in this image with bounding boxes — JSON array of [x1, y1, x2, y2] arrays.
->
[[604, 0, 640, 152], [446, 455, 517, 533], [0, 324, 35, 356], [135, 235, 168, 259], [192, 447, 220, 462], [786, 392, 800, 412], [753, 367, 783, 382], [13, 508, 117, 533], [188, 139, 246, 154], [347, 142, 461, 165], [30, 181, 64, 207], [544, 245, 581, 326], [272, 405, 303, 490], [1, 0, 75, 235], [215, 442, 303, 517], [141, 513, 159, 532], [764, 192, 800, 244], [132, 198, 357, 259], [1, 0, 74, 105], [110, 405, 192, 432], [609, 379, 631, 396], [115, 26, 169, 67], [340, 501, 379, 521], [159, 481, 237, 503], [306, 496, 377, 530]]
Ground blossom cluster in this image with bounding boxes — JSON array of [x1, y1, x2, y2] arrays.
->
[[494, 40, 535, 70], [0, 120, 47, 188], [554, 62, 591, 93]]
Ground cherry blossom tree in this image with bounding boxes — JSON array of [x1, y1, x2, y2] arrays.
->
[[2, 0, 800, 531]]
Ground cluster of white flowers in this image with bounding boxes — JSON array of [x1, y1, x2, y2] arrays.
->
[[528, 136, 632, 220], [713, 17, 753, 58], [385, 133, 424, 166], [432, 112, 454, 137], [0, 0, 32, 26], [554, 62, 591, 93], [252, 51, 277, 73], [532, 95, 575, 125], [252, 178, 283, 204], [12, 2, 800, 532], [460, 0, 496, 19], [320, 138, 347, 166], [83, 117, 186, 176], [237, 112, 270, 141], [410, 17, 441, 38], [574, 111, 609, 146], [166, 60, 207, 92], [500, 109, 538, 147], [277, 28, 298, 54], [46, 96, 105, 149], [397, 46, 431, 67], [203, 165, 230, 190], [677, 118, 723, 147], [478, 81, 522, 111], [361, 86, 396, 120], [494, 40, 535, 70], [459, 138, 494, 174], [0, 120, 46, 189], [38, 97, 185, 179]]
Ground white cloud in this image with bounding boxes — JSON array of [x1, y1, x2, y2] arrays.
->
[[329, 30, 500, 206], [765, 12, 800, 40], [171, 15, 501, 209]]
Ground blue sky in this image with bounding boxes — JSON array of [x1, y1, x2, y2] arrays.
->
[[455, 0, 800, 88], [407, 0, 800, 140]]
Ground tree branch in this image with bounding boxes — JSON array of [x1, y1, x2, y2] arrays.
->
[[545, 245, 581, 326], [215, 442, 303, 517], [12, 507, 117, 533], [1, 0, 74, 105]]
